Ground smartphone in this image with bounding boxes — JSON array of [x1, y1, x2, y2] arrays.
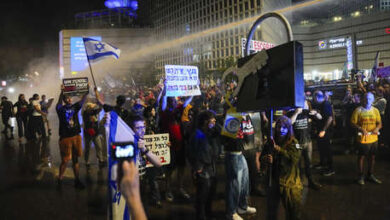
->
[[111, 142, 136, 161]]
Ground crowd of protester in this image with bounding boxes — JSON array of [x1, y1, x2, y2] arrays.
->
[[1, 73, 389, 220]]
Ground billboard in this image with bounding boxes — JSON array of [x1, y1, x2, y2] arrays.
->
[[70, 36, 101, 75]]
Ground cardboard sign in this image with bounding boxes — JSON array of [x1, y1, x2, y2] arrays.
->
[[144, 133, 170, 167], [63, 77, 89, 96], [165, 65, 201, 97]]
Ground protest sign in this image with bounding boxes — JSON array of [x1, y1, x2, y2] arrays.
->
[[165, 65, 201, 97], [63, 77, 89, 96], [144, 133, 170, 167]]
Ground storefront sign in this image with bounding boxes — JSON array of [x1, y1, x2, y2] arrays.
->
[[318, 37, 363, 50]]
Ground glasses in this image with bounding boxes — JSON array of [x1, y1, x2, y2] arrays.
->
[[134, 126, 146, 130]]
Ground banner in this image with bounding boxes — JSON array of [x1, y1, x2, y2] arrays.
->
[[144, 133, 171, 167], [165, 65, 201, 97], [63, 77, 89, 96], [241, 38, 274, 57]]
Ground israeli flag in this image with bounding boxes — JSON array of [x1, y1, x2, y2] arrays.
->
[[104, 111, 135, 220], [83, 38, 121, 63]]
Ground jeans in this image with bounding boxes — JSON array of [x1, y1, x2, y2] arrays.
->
[[225, 153, 249, 217], [299, 142, 313, 179], [16, 116, 28, 138], [84, 134, 105, 163]]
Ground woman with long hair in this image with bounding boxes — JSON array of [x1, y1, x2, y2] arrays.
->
[[265, 115, 303, 220]]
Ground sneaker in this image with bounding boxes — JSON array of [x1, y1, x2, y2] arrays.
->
[[322, 169, 335, 176], [308, 179, 322, 190], [74, 179, 86, 189], [357, 176, 365, 185], [165, 191, 174, 202], [237, 206, 257, 215], [232, 213, 243, 220], [179, 188, 190, 200], [313, 164, 325, 170], [367, 175, 382, 184]]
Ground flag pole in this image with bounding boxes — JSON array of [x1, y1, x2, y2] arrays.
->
[[82, 37, 97, 88]]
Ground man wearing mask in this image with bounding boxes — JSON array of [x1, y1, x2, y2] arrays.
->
[[351, 92, 382, 185], [312, 90, 335, 176]]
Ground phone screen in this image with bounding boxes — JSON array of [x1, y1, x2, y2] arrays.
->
[[115, 145, 134, 158], [111, 142, 136, 160]]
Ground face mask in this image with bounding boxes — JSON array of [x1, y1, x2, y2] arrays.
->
[[208, 123, 215, 129]]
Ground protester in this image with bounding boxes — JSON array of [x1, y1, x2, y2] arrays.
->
[[312, 90, 335, 176], [223, 113, 257, 220], [28, 94, 47, 139], [264, 116, 303, 220], [128, 114, 162, 214], [56, 85, 89, 189], [13, 94, 29, 141], [351, 92, 382, 185], [188, 110, 219, 220], [82, 101, 106, 168], [160, 81, 192, 202], [1, 96, 14, 139], [40, 95, 54, 136], [287, 100, 322, 190]]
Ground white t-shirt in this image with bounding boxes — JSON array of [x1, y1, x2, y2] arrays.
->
[[32, 100, 42, 116]]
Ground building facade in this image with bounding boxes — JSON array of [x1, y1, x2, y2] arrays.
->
[[152, 0, 292, 73], [293, 8, 390, 81]]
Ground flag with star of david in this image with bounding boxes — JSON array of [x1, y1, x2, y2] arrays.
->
[[83, 38, 121, 63]]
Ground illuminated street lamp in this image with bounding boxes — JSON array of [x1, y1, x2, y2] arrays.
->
[[7, 87, 15, 93]]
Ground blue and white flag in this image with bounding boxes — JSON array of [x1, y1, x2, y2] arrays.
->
[[83, 38, 121, 63], [105, 111, 135, 220]]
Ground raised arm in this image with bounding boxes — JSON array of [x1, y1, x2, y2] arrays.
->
[[183, 96, 193, 108], [56, 85, 64, 108]]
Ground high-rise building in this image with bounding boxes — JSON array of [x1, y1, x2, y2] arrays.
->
[[380, 0, 390, 10], [152, 0, 292, 73]]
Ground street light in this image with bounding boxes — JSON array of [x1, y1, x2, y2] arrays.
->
[[7, 87, 15, 93]]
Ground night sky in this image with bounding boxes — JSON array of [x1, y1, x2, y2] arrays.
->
[[0, 0, 106, 77]]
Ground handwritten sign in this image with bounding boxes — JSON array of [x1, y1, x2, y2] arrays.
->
[[165, 65, 201, 97], [144, 133, 170, 167], [63, 77, 89, 96]]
